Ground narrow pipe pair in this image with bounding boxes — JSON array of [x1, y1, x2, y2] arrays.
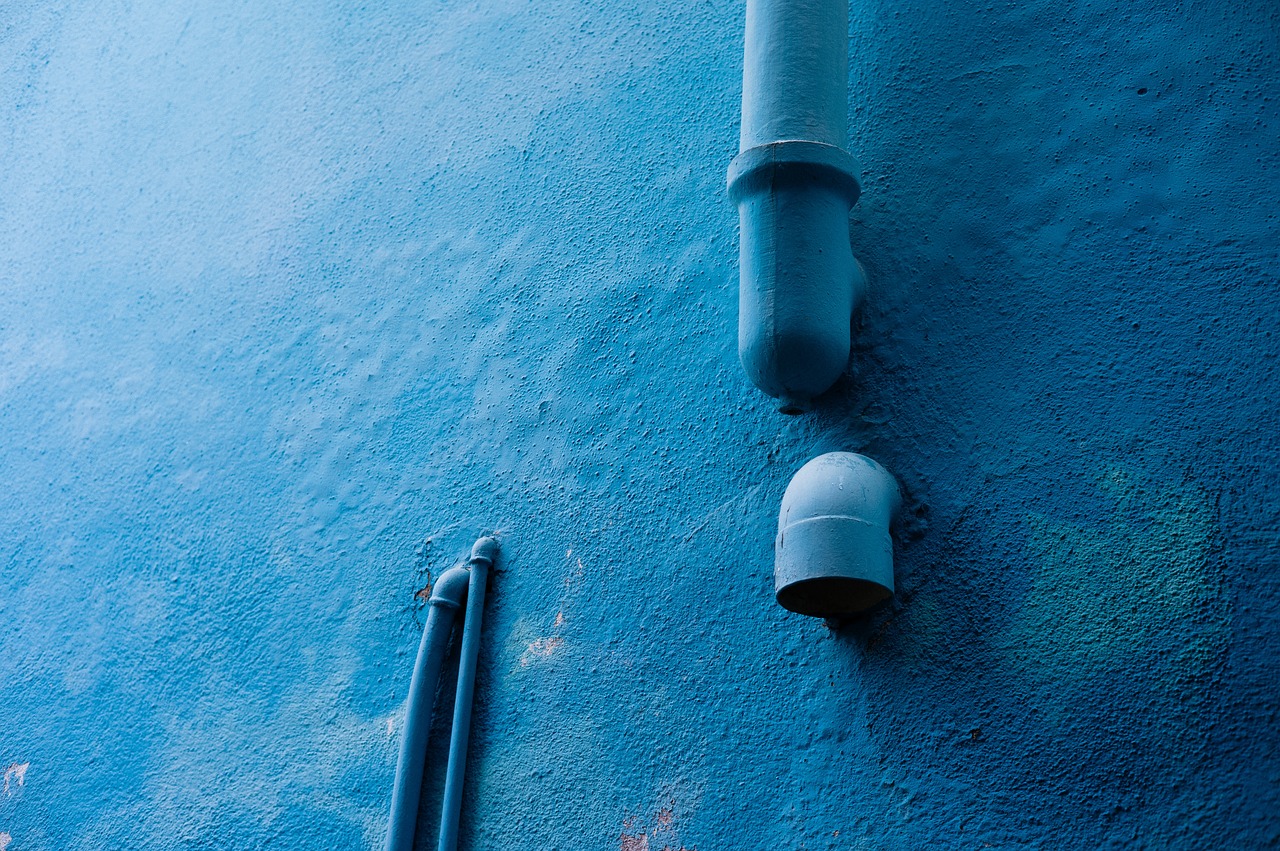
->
[[386, 536, 498, 851]]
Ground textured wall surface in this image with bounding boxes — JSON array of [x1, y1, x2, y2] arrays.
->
[[1, 0, 1277, 848]]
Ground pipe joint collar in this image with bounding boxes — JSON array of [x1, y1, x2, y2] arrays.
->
[[429, 565, 471, 610], [727, 140, 861, 205], [468, 536, 499, 567]]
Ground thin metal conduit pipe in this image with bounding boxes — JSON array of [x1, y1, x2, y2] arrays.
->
[[436, 536, 497, 851], [385, 564, 468, 851], [384, 536, 498, 851]]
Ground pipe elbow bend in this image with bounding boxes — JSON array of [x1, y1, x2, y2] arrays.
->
[[469, 536, 499, 567], [729, 142, 865, 413], [775, 452, 900, 617], [429, 538, 498, 610], [429, 565, 472, 610]]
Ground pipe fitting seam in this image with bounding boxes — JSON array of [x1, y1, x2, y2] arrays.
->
[[428, 565, 471, 609], [727, 140, 861, 205], [468, 536, 499, 567]]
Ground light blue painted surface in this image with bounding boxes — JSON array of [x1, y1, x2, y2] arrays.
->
[[1, 0, 1277, 848], [775, 452, 900, 616]]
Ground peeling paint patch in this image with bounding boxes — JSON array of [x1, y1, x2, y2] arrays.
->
[[620, 832, 649, 851], [520, 636, 564, 667], [0, 831, 11, 851], [1, 764, 28, 795], [621, 802, 694, 851], [565, 557, 585, 591]]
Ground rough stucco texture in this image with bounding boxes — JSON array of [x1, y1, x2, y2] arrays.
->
[[1, 0, 1277, 848]]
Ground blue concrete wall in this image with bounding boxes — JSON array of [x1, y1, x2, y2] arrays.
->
[[1, 0, 1277, 847]]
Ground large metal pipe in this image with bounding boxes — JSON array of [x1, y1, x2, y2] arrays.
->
[[435, 536, 498, 851], [385, 565, 470, 851], [729, 0, 865, 414]]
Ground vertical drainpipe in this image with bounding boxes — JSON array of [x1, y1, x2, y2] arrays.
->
[[729, 4, 903, 618], [728, 0, 865, 414]]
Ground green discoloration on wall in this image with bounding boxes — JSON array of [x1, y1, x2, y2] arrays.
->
[[1015, 467, 1228, 686]]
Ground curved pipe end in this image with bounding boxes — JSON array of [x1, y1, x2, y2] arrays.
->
[[729, 142, 865, 412], [469, 536, 500, 567], [429, 565, 472, 610], [775, 452, 900, 617]]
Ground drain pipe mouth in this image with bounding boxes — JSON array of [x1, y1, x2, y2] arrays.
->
[[775, 452, 900, 617]]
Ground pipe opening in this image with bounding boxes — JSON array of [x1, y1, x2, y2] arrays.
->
[[776, 576, 891, 617]]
